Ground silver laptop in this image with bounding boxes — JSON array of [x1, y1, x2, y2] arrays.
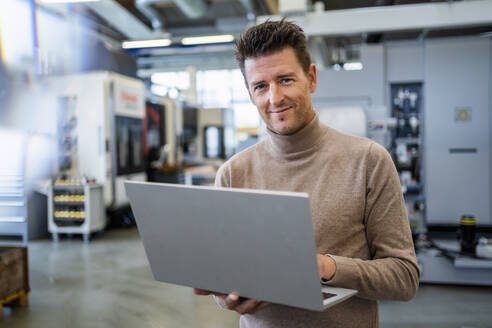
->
[[125, 181, 357, 312]]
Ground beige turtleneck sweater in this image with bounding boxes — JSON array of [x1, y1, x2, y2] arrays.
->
[[214, 113, 420, 328]]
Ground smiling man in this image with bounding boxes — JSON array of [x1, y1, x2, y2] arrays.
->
[[245, 46, 316, 136], [195, 19, 420, 328]]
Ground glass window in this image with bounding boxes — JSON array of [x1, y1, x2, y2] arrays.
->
[[233, 103, 259, 128], [204, 126, 220, 158], [196, 69, 259, 129], [151, 71, 190, 90]]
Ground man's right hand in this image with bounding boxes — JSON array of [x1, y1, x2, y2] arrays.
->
[[193, 288, 221, 296], [193, 289, 270, 314]]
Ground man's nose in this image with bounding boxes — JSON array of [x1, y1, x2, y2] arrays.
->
[[269, 84, 285, 107]]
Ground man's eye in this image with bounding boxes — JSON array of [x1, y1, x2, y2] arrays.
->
[[255, 84, 266, 91], [281, 78, 293, 84]]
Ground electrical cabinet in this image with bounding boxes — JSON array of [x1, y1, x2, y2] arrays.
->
[[389, 82, 423, 197], [424, 38, 491, 225]]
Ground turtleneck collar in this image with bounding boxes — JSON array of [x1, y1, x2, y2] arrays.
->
[[265, 111, 327, 160]]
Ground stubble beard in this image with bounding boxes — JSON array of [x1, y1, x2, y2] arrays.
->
[[272, 108, 305, 135]]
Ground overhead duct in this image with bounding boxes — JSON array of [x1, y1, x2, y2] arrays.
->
[[137, 0, 207, 23], [279, 0, 307, 15], [258, 0, 492, 37], [84, 0, 155, 40], [171, 0, 207, 18], [136, 0, 166, 30], [365, 0, 394, 43], [238, 0, 255, 21]]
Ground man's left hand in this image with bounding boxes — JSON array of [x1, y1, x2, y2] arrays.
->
[[317, 254, 337, 281]]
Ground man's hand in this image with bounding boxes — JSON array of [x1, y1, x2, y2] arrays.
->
[[317, 254, 337, 281], [193, 289, 269, 314], [217, 293, 270, 315], [193, 288, 221, 296]]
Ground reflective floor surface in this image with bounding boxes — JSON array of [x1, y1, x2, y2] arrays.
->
[[1, 228, 491, 328]]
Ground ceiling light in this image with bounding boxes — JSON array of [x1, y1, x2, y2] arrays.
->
[[39, 0, 101, 3], [181, 35, 234, 45], [122, 39, 172, 49], [343, 62, 363, 71]]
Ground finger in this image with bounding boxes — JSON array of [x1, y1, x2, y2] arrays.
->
[[194, 289, 226, 297], [224, 293, 240, 309], [238, 301, 270, 315], [213, 295, 228, 308], [193, 288, 212, 295], [234, 298, 262, 315], [211, 291, 227, 297], [250, 302, 270, 314]]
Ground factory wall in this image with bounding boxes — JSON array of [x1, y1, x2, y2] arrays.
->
[[386, 41, 425, 83], [312, 44, 387, 122]]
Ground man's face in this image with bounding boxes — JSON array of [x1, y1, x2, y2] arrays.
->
[[244, 47, 317, 135]]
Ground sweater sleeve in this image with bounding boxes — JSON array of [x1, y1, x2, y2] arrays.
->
[[328, 142, 421, 301], [214, 162, 231, 188]]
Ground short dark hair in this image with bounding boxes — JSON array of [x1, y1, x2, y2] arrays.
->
[[235, 19, 311, 80]]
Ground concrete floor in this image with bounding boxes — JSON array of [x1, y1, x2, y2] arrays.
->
[[1, 228, 491, 328]]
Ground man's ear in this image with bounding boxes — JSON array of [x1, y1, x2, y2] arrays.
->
[[308, 64, 317, 93]]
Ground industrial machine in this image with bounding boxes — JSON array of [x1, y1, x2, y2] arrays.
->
[[390, 68, 492, 284], [182, 107, 235, 164], [144, 96, 185, 184], [144, 101, 166, 168], [47, 71, 146, 223]]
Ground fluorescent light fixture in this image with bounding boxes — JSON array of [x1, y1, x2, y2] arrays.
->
[[343, 62, 363, 71], [0, 201, 24, 207], [151, 84, 167, 97], [0, 217, 25, 223], [40, 0, 100, 3], [181, 34, 234, 45], [122, 39, 172, 49]]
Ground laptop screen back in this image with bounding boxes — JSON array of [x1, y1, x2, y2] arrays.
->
[[125, 181, 325, 311]]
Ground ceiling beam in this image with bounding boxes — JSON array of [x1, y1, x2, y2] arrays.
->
[[135, 0, 166, 30], [137, 51, 237, 76], [85, 0, 156, 40], [259, 0, 492, 36]]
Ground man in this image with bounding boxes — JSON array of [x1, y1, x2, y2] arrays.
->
[[195, 19, 420, 327]]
